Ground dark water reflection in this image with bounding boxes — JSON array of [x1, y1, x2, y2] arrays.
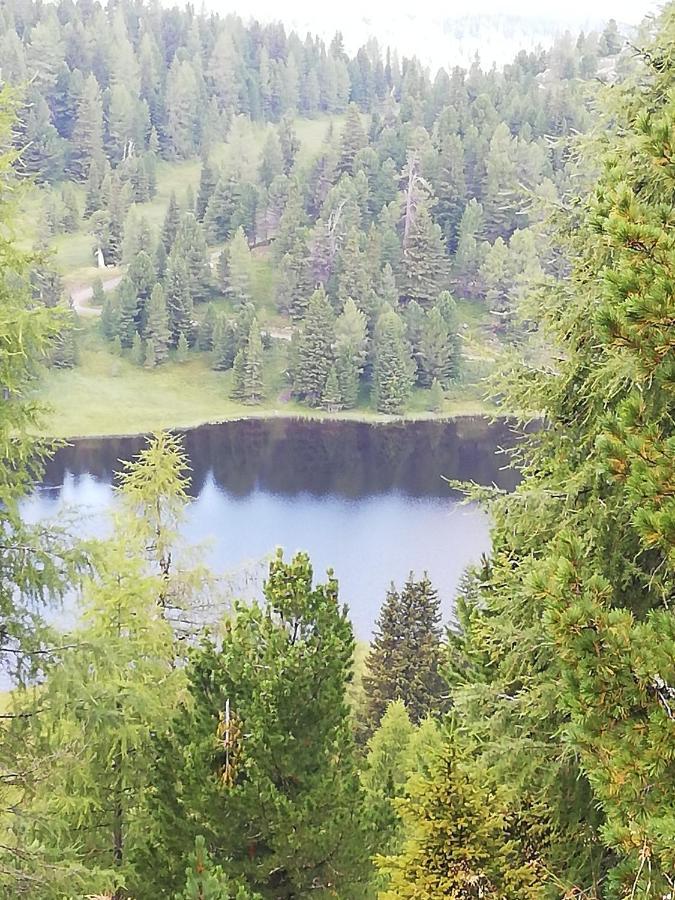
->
[[28, 417, 520, 637]]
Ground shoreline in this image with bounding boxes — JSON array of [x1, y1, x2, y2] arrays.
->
[[37, 406, 507, 443]]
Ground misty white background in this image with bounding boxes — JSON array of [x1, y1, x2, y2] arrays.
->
[[202, 0, 663, 68]]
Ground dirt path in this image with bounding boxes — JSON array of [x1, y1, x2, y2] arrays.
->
[[69, 274, 122, 316]]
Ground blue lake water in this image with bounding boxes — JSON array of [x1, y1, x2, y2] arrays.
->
[[22, 417, 519, 637]]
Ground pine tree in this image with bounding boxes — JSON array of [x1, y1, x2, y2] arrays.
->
[[144, 284, 170, 364], [278, 115, 300, 174], [142, 551, 369, 897], [199, 302, 218, 351], [362, 574, 447, 735], [418, 306, 458, 387], [69, 74, 104, 180], [230, 347, 247, 401], [173, 213, 212, 302], [335, 298, 368, 408], [372, 306, 415, 414], [178, 836, 260, 900], [244, 320, 264, 404], [162, 191, 181, 251], [378, 738, 542, 899], [399, 204, 448, 308], [292, 287, 336, 406], [226, 227, 253, 306], [196, 155, 218, 221], [164, 256, 194, 344], [338, 102, 367, 174]]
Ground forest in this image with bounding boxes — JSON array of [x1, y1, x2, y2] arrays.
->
[[1, 0, 674, 898], [1, 0, 627, 433]]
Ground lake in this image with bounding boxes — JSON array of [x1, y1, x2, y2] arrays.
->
[[21, 417, 520, 638]]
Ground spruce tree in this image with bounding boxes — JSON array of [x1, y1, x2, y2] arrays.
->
[[338, 102, 367, 174], [204, 176, 240, 244], [378, 739, 542, 899], [292, 287, 336, 406], [226, 227, 253, 306], [144, 284, 171, 364], [372, 306, 415, 414], [453, 199, 485, 297], [362, 574, 447, 735], [173, 213, 212, 302], [427, 378, 444, 412], [418, 306, 457, 387], [69, 74, 104, 180], [164, 255, 194, 344], [230, 347, 247, 401], [434, 132, 467, 253], [199, 302, 218, 351], [196, 155, 218, 222], [117, 278, 139, 347], [161, 191, 181, 251], [212, 313, 238, 371], [278, 114, 300, 174], [335, 297, 368, 408], [243, 320, 264, 404], [399, 204, 448, 308]]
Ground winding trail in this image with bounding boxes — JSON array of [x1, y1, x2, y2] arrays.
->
[[69, 274, 122, 316]]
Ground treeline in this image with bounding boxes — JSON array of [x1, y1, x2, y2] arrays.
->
[[7, 0, 626, 414], [22, 6, 624, 414]]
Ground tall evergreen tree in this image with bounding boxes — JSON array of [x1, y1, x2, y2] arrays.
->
[[144, 284, 171, 364], [164, 255, 194, 344], [338, 102, 367, 174], [362, 574, 447, 735], [173, 213, 212, 302], [335, 297, 368, 408], [143, 551, 369, 897], [372, 306, 415, 414], [292, 287, 336, 406], [399, 204, 448, 308], [69, 74, 104, 180], [196, 155, 218, 222], [418, 306, 459, 387], [162, 191, 181, 251], [244, 319, 264, 404]]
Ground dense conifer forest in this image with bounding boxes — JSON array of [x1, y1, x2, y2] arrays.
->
[[0, 0, 629, 428], [0, 0, 673, 898]]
